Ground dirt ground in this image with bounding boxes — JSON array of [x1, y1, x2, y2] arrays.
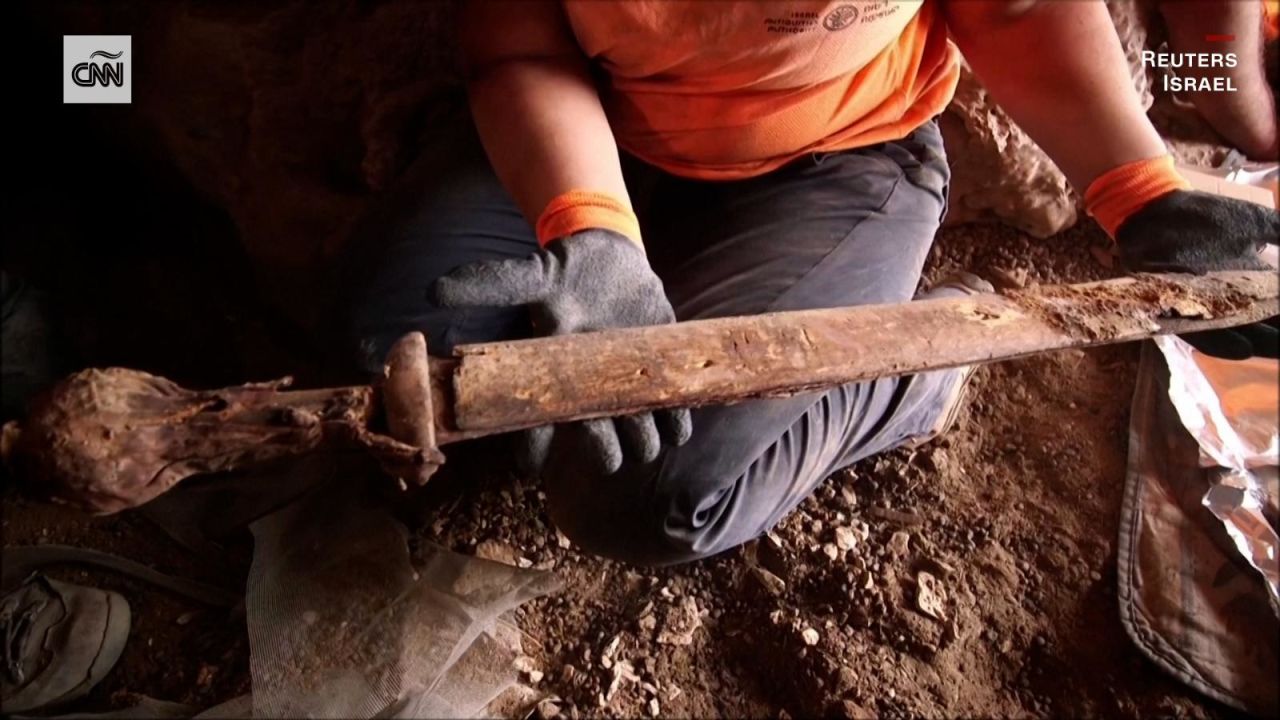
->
[[1, 211, 1245, 718]]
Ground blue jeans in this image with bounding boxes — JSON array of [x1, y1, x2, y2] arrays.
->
[[343, 98, 959, 566]]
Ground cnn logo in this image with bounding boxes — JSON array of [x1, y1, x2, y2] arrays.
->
[[73, 50, 125, 88], [64, 36, 130, 104]]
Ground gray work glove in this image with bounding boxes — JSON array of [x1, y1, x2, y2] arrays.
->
[[1116, 190, 1279, 360], [434, 229, 692, 474]]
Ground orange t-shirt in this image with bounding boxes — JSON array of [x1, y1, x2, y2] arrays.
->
[[563, 0, 960, 180]]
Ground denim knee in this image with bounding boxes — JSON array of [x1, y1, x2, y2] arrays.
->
[[542, 449, 752, 567]]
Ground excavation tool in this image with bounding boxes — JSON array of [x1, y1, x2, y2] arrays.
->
[[2, 270, 1276, 514]]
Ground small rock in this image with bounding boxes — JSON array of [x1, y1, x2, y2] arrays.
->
[[840, 699, 875, 719], [888, 531, 911, 556], [922, 556, 957, 577], [800, 627, 820, 646], [196, 664, 217, 689], [528, 670, 544, 684], [835, 666, 858, 694], [475, 539, 520, 566], [637, 601, 655, 618], [834, 526, 858, 552], [605, 659, 639, 702], [655, 597, 702, 645], [822, 543, 840, 561], [648, 698, 661, 717], [840, 487, 859, 508], [535, 698, 562, 720], [919, 448, 949, 474], [603, 635, 622, 660], [751, 565, 787, 596], [556, 530, 573, 549], [915, 571, 947, 621], [852, 521, 870, 542], [759, 539, 791, 578]]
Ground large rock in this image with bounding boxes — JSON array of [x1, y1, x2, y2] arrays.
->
[[938, 66, 1079, 239]]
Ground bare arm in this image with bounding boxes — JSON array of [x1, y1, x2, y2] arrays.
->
[[459, 0, 631, 224], [943, 0, 1168, 190], [1159, 0, 1277, 159]]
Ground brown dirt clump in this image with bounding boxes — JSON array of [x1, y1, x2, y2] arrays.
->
[[1006, 272, 1274, 343]]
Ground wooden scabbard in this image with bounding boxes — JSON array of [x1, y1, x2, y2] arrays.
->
[[429, 271, 1278, 442]]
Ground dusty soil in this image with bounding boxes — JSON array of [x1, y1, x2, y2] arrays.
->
[[1, 217, 1242, 719]]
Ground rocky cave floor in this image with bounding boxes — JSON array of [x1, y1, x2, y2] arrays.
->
[[2, 212, 1246, 719]]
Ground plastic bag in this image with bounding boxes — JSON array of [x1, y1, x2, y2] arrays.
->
[[243, 475, 558, 718]]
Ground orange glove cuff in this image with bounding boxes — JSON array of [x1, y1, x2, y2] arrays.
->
[[535, 191, 643, 249], [1084, 155, 1192, 238]]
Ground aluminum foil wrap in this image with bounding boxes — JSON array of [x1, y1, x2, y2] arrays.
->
[[1156, 335, 1279, 610]]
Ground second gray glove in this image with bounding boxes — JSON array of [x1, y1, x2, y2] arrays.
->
[[433, 229, 693, 474], [1116, 189, 1278, 359]]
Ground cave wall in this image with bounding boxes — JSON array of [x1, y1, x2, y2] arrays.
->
[[38, 1, 461, 327]]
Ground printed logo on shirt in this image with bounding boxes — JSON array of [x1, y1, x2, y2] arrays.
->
[[764, 10, 819, 34], [823, 5, 859, 31], [763, 2, 903, 36], [860, 1, 903, 24]]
